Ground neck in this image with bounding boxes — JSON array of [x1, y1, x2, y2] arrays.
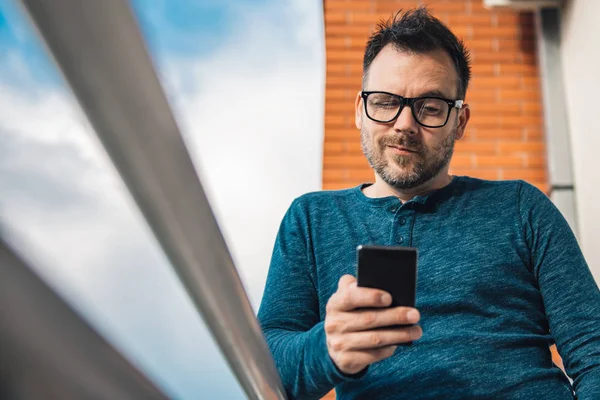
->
[[364, 171, 454, 202]]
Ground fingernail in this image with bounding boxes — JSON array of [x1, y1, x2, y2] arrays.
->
[[411, 328, 422, 340], [407, 310, 420, 322], [380, 293, 391, 304]]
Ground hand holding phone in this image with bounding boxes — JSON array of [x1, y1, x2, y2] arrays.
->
[[323, 246, 422, 376]]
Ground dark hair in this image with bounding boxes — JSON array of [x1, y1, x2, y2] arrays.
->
[[363, 7, 471, 99]]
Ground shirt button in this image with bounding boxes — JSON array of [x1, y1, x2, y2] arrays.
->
[[390, 207, 397, 213], [399, 217, 407, 225], [397, 236, 404, 244]]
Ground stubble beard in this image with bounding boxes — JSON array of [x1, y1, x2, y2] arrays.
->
[[360, 126, 457, 190]]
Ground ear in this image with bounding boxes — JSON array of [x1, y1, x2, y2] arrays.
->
[[355, 91, 364, 129], [454, 103, 470, 141]]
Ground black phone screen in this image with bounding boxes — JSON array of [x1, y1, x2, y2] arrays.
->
[[356, 245, 418, 308]]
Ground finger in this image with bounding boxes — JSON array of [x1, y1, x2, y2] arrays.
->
[[337, 274, 356, 290], [342, 326, 423, 350], [335, 285, 392, 312], [338, 307, 421, 332], [334, 346, 398, 374]]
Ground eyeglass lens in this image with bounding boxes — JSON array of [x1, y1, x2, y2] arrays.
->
[[365, 93, 449, 127]]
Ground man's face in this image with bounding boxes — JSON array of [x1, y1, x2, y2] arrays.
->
[[356, 45, 469, 190]]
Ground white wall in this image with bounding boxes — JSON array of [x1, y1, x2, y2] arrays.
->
[[560, 0, 600, 283]]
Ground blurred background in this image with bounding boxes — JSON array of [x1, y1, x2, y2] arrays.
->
[[0, 0, 598, 399]]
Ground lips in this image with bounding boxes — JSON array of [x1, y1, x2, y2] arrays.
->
[[388, 145, 418, 154]]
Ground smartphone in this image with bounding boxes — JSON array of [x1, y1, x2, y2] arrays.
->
[[356, 245, 418, 310]]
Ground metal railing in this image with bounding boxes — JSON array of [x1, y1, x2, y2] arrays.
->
[[0, 237, 170, 399], [6, 0, 288, 398]]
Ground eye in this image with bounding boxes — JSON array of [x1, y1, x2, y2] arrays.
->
[[424, 105, 441, 113], [374, 100, 400, 108], [418, 99, 446, 115]]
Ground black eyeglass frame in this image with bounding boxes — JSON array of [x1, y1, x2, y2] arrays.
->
[[361, 91, 464, 128]]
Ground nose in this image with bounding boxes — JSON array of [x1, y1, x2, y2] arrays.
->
[[392, 105, 419, 134]]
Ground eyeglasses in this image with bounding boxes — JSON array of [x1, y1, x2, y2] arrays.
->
[[361, 91, 464, 128]]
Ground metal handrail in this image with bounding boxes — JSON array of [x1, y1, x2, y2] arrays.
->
[[16, 1, 287, 398], [0, 237, 170, 399]]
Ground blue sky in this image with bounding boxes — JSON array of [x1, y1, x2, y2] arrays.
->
[[0, 0, 271, 87], [0, 0, 324, 398]]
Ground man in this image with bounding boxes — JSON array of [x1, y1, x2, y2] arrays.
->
[[258, 7, 600, 400]]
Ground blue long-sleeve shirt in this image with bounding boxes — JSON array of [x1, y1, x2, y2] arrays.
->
[[257, 177, 600, 399]]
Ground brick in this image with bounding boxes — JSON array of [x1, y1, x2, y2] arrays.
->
[[525, 128, 544, 140], [327, 76, 362, 88], [502, 169, 547, 180], [498, 63, 538, 75], [517, 12, 536, 26], [325, 12, 348, 24], [465, 39, 495, 53], [520, 51, 538, 64], [325, 115, 346, 125], [471, 0, 493, 12], [471, 52, 524, 63], [495, 13, 522, 26], [325, 24, 374, 38], [464, 91, 498, 103], [473, 128, 524, 140], [323, 142, 346, 154], [498, 142, 545, 154], [469, 102, 521, 115], [498, 40, 537, 53], [345, 12, 394, 25], [327, 63, 363, 76], [522, 103, 542, 113], [501, 115, 543, 127], [374, 1, 439, 14], [499, 89, 541, 102], [324, 141, 362, 154], [471, 26, 521, 39], [476, 155, 525, 168], [325, 0, 376, 13], [522, 76, 541, 89], [468, 115, 501, 127], [450, 168, 500, 180], [327, 88, 354, 101], [327, 129, 358, 140], [447, 14, 494, 26], [451, 26, 472, 40], [471, 63, 496, 76], [450, 154, 474, 168], [326, 115, 354, 128], [526, 155, 546, 168], [324, 155, 371, 169], [415, 2, 468, 14], [326, 101, 358, 114], [327, 50, 364, 63], [323, 168, 374, 182], [323, 182, 359, 190], [470, 76, 522, 90], [326, 37, 352, 49], [454, 141, 498, 154]]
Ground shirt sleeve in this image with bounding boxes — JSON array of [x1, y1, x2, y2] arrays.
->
[[519, 182, 600, 399], [257, 198, 364, 399]]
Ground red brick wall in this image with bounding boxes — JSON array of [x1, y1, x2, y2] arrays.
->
[[321, 1, 553, 398], [322, 0, 548, 193]]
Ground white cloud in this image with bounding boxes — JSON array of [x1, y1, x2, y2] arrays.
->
[[0, 0, 324, 398]]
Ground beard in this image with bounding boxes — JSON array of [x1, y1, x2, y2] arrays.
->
[[361, 126, 457, 190]]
